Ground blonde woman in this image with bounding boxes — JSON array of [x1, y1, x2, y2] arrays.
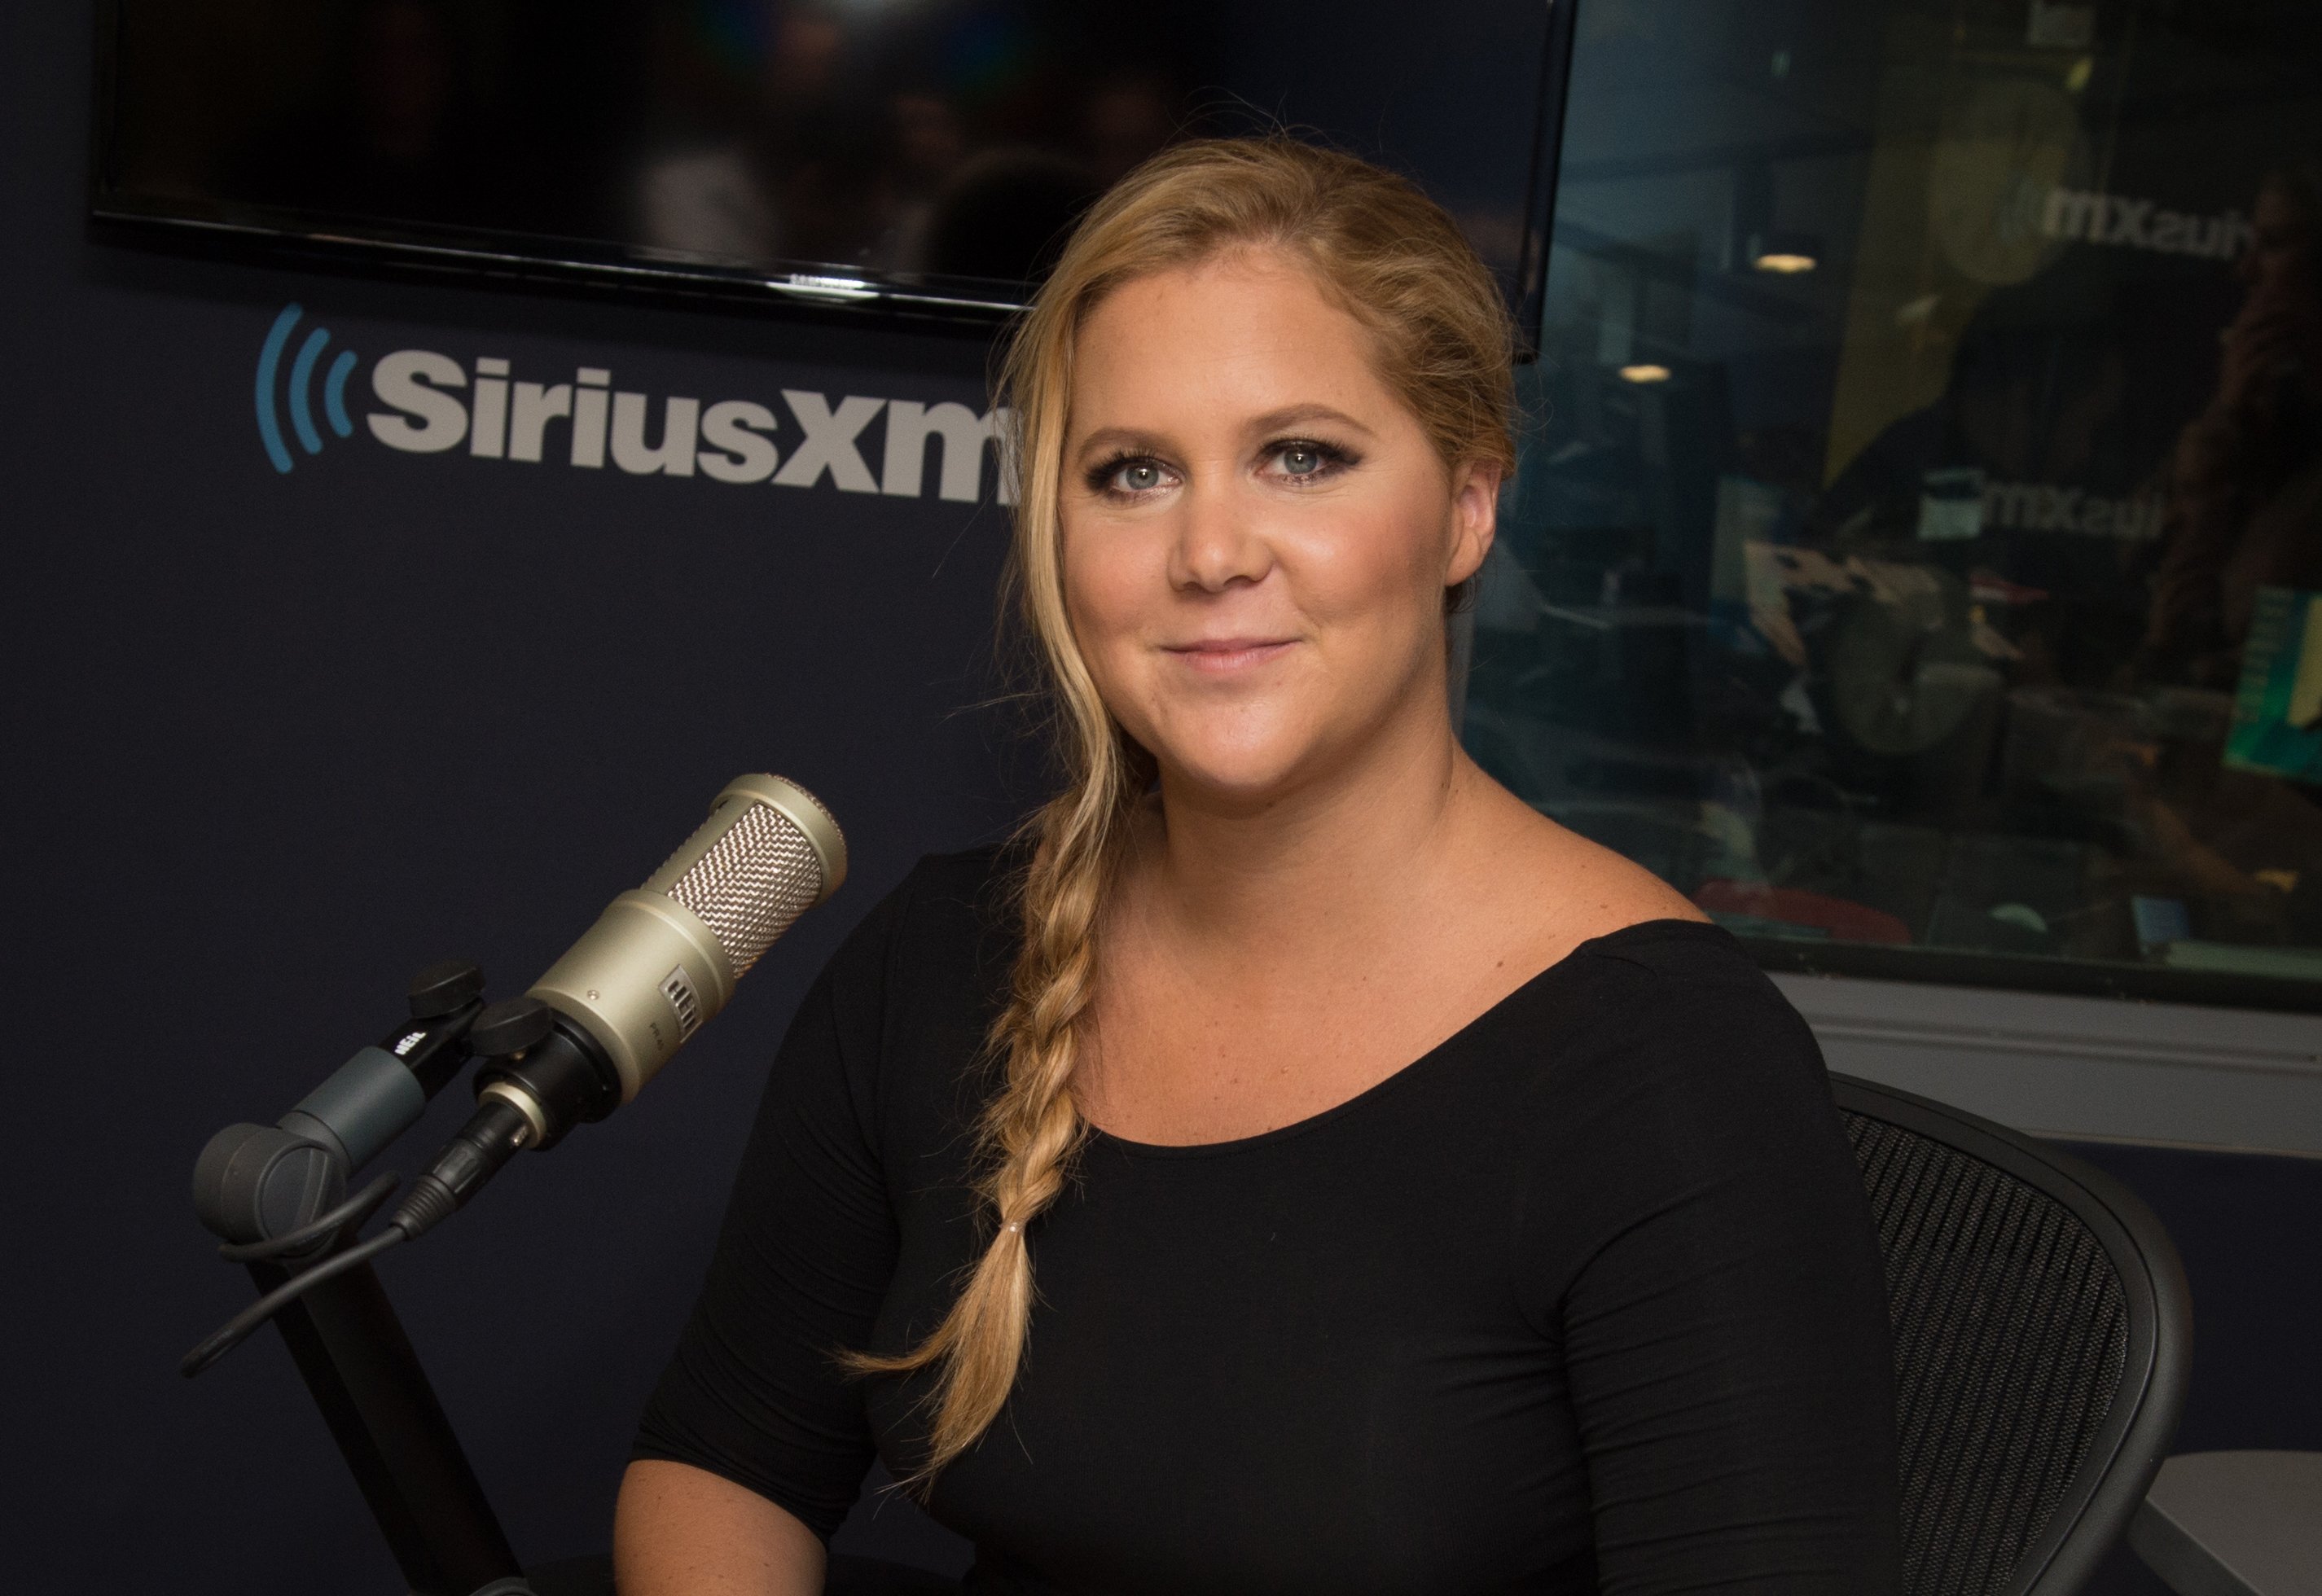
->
[[616, 138, 1901, 1594]]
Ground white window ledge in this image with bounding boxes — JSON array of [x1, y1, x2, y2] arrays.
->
[[1774, 971, 2322, 1157]]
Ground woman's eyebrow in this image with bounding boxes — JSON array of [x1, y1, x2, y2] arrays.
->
[[1244, 403, 1377, 440], [1071, 406, 1377, 463], [1071, 427, 1174, 463]]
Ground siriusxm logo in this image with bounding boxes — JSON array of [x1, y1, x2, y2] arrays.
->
[[2040, 187, 2253, 261], [252, 304, 1012, 502], [256, 304, 361, 473]]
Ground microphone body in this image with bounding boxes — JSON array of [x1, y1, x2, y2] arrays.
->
[[396, 774, 845, 1235], [531, 774, 844, 1104]]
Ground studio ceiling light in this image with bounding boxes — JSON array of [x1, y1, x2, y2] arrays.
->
[[1745, 224, 1824, 275]]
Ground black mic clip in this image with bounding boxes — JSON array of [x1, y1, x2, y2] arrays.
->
[[387, 998, 621, 1240], [191, 960, 487, 1260]]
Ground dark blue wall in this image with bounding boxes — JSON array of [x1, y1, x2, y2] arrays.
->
[[5, 6, 2315, 1592], [8, 3, 987, 1585]]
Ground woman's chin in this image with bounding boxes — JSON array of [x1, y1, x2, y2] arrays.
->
[[1151, 737, 1336, 811]]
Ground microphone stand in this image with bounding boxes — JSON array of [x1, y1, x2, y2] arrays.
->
[[252, 1252, 525, 1596], [188, 962, 532, 1596]]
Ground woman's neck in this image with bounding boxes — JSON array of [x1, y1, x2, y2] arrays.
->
[[1133, 695, 1486, 962]]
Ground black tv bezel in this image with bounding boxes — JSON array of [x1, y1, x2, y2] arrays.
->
[[87, 0, 1580, 345]]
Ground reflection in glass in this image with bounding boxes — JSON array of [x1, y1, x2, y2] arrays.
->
[[1466, 0, 2322, 1000]]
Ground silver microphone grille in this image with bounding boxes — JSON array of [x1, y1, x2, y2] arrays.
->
[[647, 776, 847, 980], [665, 803, 820, 977]]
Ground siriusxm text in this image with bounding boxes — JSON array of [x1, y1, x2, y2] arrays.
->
[[2040, 187, 2254, 261], [367, 352, 1013, 502]]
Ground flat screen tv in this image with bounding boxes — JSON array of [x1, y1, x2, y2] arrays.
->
[[92, 0, 1576, 334]]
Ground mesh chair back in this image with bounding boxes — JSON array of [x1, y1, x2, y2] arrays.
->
[[1831, 1076, 2190, 1596]]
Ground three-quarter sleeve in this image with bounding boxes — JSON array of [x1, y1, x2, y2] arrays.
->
[[1528, 949, 1903, 1594], [630, 878, 909, 1541]]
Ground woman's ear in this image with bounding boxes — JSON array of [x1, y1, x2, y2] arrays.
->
[[1445, 458, 1503, 587]]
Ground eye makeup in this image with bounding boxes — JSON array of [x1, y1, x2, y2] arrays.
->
[[1258, 437, 1360, 485], [1080, 436, 1363, 501], [1085, 451, 1176, 498]]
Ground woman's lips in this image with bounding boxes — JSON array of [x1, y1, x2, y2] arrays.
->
[[1163, 638, 1297, 673]]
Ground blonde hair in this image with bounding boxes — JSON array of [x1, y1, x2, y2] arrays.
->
[[852, 135, 1518, 1480]]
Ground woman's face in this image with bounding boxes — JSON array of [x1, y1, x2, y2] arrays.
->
[[1059, 249, 1499, 806]]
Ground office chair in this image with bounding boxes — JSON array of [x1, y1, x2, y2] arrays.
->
[[1832, 1074, 2193, 1596]]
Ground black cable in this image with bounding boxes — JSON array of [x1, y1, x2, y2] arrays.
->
[[183, 1097, 536, 1377], [216, 1173, 399, 1263], [179, 1226, 409, 1379]]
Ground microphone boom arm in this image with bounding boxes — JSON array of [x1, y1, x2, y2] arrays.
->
[[187, 959, 528, 1596], [243, 1240, 525, 1595], [181, 776, 845, 1594]]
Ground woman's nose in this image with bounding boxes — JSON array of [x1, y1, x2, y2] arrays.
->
[[1168, 480, 1271, 592]]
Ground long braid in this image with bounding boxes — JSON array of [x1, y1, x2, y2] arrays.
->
[[846, 736, 1141, 1479]]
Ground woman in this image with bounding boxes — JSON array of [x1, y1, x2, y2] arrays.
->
[[616, 138, 1901, 1594], [2141, 163, 2322, 691]]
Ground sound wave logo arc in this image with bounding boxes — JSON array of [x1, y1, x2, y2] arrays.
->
[[255, 304, 359, 473]]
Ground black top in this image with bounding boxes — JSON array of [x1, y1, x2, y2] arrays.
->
[[634, 847, 1903, 1594]]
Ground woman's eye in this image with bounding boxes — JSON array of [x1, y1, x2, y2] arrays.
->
[[1100, 458, 1170, 494], [1266, 441, 1345, 481]]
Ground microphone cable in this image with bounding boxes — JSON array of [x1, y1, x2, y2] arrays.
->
[[180, 1177, 409, 1379], [181, 1090, 538, 1378], [216, 1173, 400, 1265]]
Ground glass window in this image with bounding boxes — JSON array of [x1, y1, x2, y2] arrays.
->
[[1466, 0, 2322, 1006]]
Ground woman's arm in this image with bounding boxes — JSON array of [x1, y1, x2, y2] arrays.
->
[[612, 1459, 824, 1595], [625, 871, 933, 1576], [1538, 957, 1903, 1594]]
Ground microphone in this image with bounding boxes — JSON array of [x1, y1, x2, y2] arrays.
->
[[180, 774, 845, 1378], [390, 774, 846, 1239]]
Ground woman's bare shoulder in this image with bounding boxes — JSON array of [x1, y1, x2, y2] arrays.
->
[[1464, 776, 1708, 949]]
